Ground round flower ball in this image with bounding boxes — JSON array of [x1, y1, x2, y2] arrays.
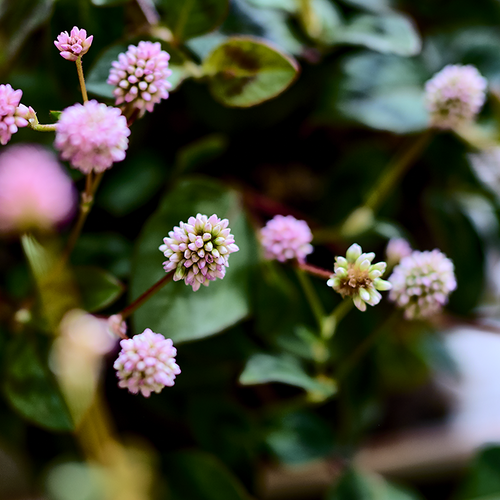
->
[[425, 64, 487, 129], [107, 41, 172, 117], [388, 249, 457, 319], [114, 328, 180, 397], [0, 144, 76, 233], [260, 215, 313, 263], [54, 100, 130, 174], [160, 214, 239, 291]]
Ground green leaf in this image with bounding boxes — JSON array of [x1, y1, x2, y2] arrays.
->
[[266, 410, 335, 465], [97, 152, 167, 216], [337, 13, 421, 56], [203, 37, 299, 107], [3, 335, 73, 432], [239, 353, 337, 397], [327, 468, 421, 500], [165, 450, 253, 500], [130, 177, 257, 343], [159, 0, 229, 42], [74, 266, 124, 313], [457, 447, 500, 500], [297, 0, 342, 45], [0, 0, 55, 68], [331, 52, 429, 133], [86, 39, 188, 99], [174, 134, 228, 175]]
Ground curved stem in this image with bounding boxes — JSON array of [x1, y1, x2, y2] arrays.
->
[[321, 298, 353, 341], [336, 311, 399, 379], [75, 56, 88, 103], [363, 130, 433, 213], [120, 272, 173, 320], [29, 123, 57, 132], [295, 267, 325, 331], [297, 262, 332, 280]]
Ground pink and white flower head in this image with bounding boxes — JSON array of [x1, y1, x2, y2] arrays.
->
[[54, 100, 130, 174], [327, 243, 392, 312], [159, 213, 239, 292], [0, 144, 76, 233], [260, 215, 313, 263], [0, 84, 30, 145], [425, 64, 487, 129], [388, 249, 457, 319], [107, 41, 172, 117], [114, 328, 180, 397], [54, 26, 93, 61], [386, 237, 412, 268]]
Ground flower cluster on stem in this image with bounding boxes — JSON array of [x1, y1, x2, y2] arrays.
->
[[327, 243, 392, 311], [54, 27, 93, 61], [160, 214, 239, 291], [114, 328, 180, 397]]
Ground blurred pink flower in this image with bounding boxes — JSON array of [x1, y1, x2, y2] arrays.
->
[[55, 100, 130, 174], [114, 328, 180, 397], [54, 26, 93, 61], [108, 41, 172, 117], [386, 237, 412, 267], [260, 215, 313, 263], [0, 84, 30, 145], [425, 64, 487, 129], [0, 144, 76, 233], [389, 249, 457, 319]]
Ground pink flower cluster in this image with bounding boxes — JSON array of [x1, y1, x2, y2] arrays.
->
[[0, 84, 31, 145], [0, 145, 75, 233], [260, 215, 313, 263], [114, 328, 180, 397], [159, 214, 239, 291], [425, 64, 487, 129], [55, 100, 130, 174], [54, 26, 93, 61], [107, 41, 172, 117], [388, 249, 457, 319], [386, 237, 412, 267]]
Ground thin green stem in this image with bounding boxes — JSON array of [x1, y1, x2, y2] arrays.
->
[[120, 272, 173, 320], [363, 130, 433, 213], [29, 123, 57, 132], [295, 267, 325, 331], [336, 311, 399, 380], [321, 298, 353, 341], [75, 56, 88, 103], [63, 171, 104, 262]]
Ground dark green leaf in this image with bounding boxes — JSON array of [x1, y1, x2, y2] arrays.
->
[[266, 410, 335, 465], [457, 446, 500, 500], [74, 266, 124, 313], [330, 52, 429, 133], [3, 335, 73, 432], [130, 177, 257, 343], [159, 0, 230, 42], [97, 152, 167, 216], [165, 450, 253, 500], [0, 0, 54, 68], [239, 353, 336, 397], [174, 134, 228, 175], [203, 37, 299, 107], [337, 13, 421, 56], [337, 0, 392, 13], [327, 468, 421, 500], [49, 110, 62, 121]]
